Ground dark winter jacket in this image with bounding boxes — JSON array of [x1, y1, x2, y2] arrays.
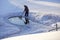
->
[[24, 5, 29, 17]]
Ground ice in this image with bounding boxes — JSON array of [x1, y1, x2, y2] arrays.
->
[[8, 17, 25, 25]]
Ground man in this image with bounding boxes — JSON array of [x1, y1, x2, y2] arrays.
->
[[23, 5, 29, 24]]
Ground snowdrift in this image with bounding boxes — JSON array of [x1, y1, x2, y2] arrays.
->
[[2, 31, 60, 40]]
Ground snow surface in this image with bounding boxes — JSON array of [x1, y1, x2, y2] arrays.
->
[[0, 0, 60, 39], [2, 31, 60, 40]]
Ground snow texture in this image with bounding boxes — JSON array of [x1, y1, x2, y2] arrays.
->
[[0, 0, 60, 39]]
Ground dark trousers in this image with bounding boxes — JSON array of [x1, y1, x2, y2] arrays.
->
[[25, 12, 29, 24]]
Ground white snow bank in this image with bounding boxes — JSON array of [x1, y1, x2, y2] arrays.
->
[[2, 31, 60, 40]]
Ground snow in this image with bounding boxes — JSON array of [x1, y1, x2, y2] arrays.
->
[[2, 31, 60, 40], [0, 0, 60, 39]]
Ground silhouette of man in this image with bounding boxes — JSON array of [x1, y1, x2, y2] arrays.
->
[[24, 5, 29, 24]]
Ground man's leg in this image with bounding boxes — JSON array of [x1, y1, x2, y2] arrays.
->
[[25, 13, 29, 24], [25, 17, 29, 24]]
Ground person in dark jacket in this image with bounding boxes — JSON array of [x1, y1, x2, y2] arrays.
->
[[24, 5, 29, 24]]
